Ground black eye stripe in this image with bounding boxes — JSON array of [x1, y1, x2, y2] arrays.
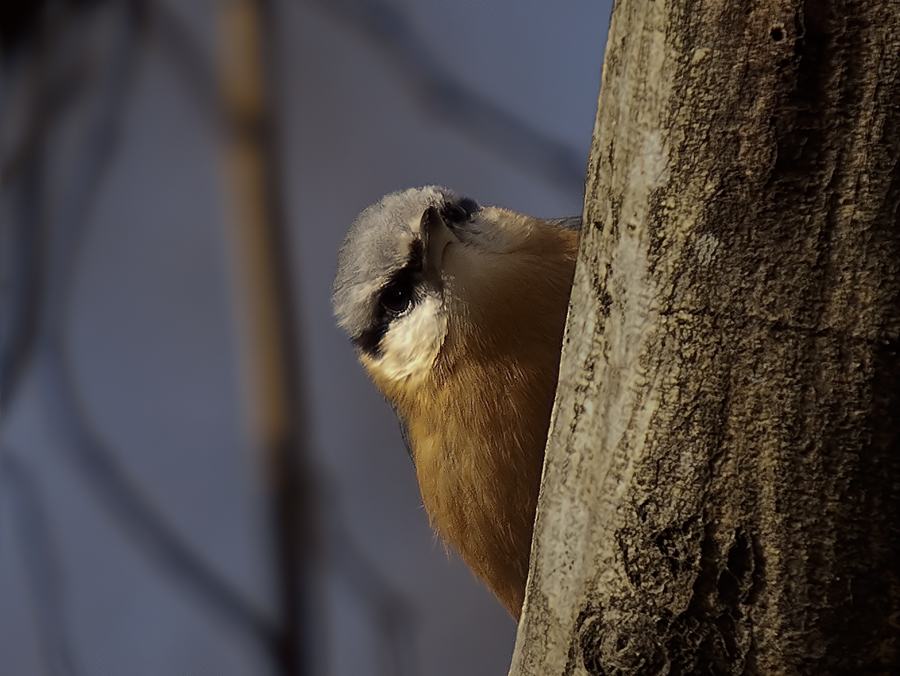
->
[[407, 239, 425, 272], [355, 323, 387, 357], [356, 240, 426, 357]]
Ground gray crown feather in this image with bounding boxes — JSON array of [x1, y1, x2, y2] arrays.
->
[[332, 186, 460, 342]]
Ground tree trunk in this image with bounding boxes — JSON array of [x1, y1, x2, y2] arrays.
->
[[511, 1, 900, 674]]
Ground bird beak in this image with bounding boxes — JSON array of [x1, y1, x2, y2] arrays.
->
[[421, 206, 456, 274]]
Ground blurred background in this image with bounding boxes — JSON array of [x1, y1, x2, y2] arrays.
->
[[0, 1, 611, 674]]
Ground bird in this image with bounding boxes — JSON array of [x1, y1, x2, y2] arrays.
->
[[332, 186, 580, 619]]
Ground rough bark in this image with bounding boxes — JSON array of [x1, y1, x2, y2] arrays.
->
[[511, 1, 900, 675]]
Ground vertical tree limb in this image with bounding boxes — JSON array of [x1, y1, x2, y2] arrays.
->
[[513, 1, 900, 674]]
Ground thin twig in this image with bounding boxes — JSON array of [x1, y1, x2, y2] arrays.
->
[[0, 6, 86, 414]]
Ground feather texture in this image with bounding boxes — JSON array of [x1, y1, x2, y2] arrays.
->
[[365, 213, 578, 618]]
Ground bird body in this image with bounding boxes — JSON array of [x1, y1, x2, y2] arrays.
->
[[333, 187, 579, 618]]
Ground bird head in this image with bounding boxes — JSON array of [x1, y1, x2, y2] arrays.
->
[[333, 186, 535, 382]]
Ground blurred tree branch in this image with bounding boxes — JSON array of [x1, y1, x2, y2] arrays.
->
[[308, 0, 586, 196], [218, 0, 319, 673], [2, 1, 283, 666]]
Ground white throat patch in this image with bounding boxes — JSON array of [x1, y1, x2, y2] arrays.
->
[[364, 295, 447, 382]]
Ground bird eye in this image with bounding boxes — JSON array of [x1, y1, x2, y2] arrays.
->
[[380, 281, 413, 316], [441, 197, 478, 225]]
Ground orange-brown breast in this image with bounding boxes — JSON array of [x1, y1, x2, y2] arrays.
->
[[374, 221, 578, 619]]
